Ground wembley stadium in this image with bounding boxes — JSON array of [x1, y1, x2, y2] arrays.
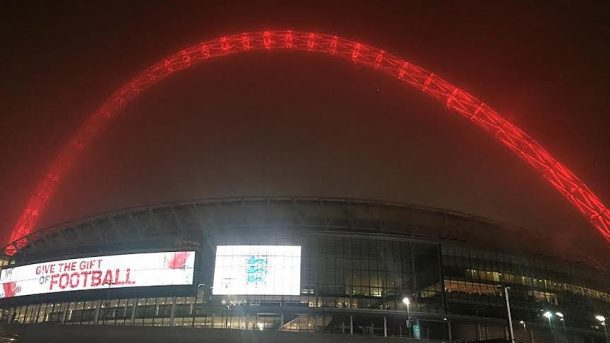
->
[[1, 8, 610, 343], [0, 197, 607, 342]]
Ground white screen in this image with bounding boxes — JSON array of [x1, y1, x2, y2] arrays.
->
[[212, 245, 301, 295], [0, 251, 195, 298]]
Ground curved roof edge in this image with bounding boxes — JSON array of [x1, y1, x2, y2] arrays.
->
[[2, 196, 606, 270]]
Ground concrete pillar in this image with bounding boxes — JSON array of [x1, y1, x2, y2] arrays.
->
[[34, 304, 42, 323], [61, 304, 68, 324], [7, 308, 14, 324], [448, 320, 453, 341], [130, 301, 137, 326], [93, 300, 101, 325], [169, 297, 176, 326], [384, 316, 388, 337]]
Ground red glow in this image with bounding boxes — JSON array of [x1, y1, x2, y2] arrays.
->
[[375, 50, 385, 68], [263, 31, 272, 49], [220, 37, 230, 52], [200, 44, 210, 59], [241, 33, 250, 49], [284, 31, 293, 48], [352, 43, 361, 63], [307, 33, 316, 49], [5, 30, 609, 254], [329, 36, 338, 55]]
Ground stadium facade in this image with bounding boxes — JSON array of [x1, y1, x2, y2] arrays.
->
[[0, 197, 608, 342]]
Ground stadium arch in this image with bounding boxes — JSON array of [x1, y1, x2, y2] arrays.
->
[[6, 30, 609, 254]]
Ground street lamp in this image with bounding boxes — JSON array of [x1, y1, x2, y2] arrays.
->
[[402, 297, 411, 334], [543, 311, 556, 343], [595, 315, 608, 343], [555, 312, 565, 333], [402, 296, 410, 316]]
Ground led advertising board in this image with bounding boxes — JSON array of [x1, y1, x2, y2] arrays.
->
[[0, 251, 195, 298], [212, 245, 301, 295]]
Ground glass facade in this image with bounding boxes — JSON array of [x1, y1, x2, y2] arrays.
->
[[1, 233, 608, 342], [1, 199, 608, 342]]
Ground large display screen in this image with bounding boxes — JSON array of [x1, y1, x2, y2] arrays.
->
[[212, 245, 301, 295], [0, 251, 195, 298]]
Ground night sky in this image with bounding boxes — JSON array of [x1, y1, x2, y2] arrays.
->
[[1, 1, 608, 263]]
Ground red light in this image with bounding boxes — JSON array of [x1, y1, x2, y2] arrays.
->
[[352, 43, 361, 63], [284, 30, 293, 48], [200, 44, 210, 58], [163, 59, 172, 73], [220, 37, 230, 52], [375, 50, 384, 68], [398, 62, 409, 79], [474, 103, 485, 118], [446, 88, 458, 108], [307, 33, 315, 49], [5, 30, 609, 255], [181, 50, 191, 65], [263, 31, 272, 49], [241, 33, 250, 49], [329, 36, 338, 54], [422, 73, 435, 91]]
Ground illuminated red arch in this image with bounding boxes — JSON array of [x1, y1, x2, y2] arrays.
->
[[7, 30, 609, 254]]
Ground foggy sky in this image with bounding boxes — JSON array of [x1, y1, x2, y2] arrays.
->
[[0, 1, 608, 263]]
